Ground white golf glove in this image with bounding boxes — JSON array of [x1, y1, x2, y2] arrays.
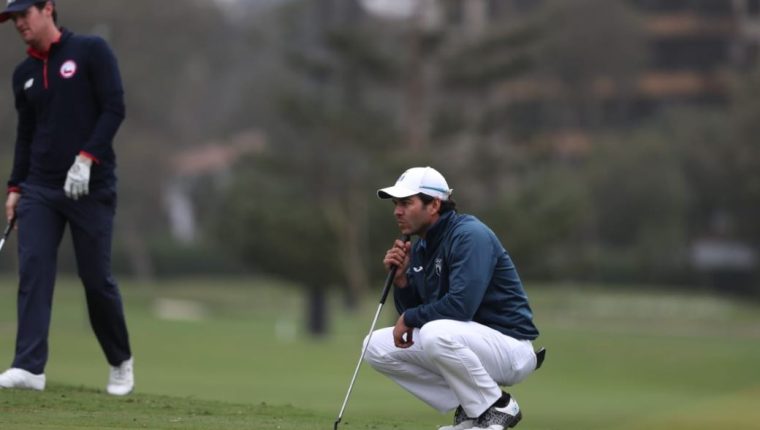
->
[[64, 155, 93, 200]]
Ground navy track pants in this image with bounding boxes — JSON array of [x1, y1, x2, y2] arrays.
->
[[12, 184, 131, 374]]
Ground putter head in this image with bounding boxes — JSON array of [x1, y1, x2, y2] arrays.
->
[[333, 418, 341, 430]]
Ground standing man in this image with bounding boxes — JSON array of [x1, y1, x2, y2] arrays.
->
[[0, 0, 134, 395], [364, 167, 543, 430]]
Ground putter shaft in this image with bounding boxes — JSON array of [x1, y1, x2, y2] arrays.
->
[[0, 217, 16, 253], [334, 235, 409, 430], [333, 300, 386, 430]]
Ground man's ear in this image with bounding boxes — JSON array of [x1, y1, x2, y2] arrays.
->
[[429, 198, 441, 214]]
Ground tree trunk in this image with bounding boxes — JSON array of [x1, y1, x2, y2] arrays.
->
[[306, 284, 329, 337], [120, 218, 155, 282]]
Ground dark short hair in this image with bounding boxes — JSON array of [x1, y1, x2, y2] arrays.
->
[[418, 193, 457, 214], [33, 1, 56, 24]]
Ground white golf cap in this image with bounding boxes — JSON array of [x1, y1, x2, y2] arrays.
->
[[377, 166, 452, 201]]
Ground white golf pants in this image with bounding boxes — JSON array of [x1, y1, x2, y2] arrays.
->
[[363, 319, 536, 418]]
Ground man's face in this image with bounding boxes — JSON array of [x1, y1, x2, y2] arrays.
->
[[391, 196, 440, 237], [10, 3, 52, 46]]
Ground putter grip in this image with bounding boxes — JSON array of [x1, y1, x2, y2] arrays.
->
[[378, 234, 411, 305]]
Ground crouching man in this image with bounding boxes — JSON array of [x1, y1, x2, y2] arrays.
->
[[365, 167, 544, 430]]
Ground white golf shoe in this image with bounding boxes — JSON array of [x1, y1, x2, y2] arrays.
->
[[471, 394, 522, 430], [0, 368, 46, 391], [106, 357, 134, 396], [439, 405, 476, 430]]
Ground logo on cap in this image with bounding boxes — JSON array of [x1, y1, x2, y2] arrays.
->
[[60, 60, 77, 79]]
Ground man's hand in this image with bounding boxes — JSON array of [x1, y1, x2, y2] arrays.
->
[[64, 155, 92, 200], [393, 314, 414, 349], [384, 238, 411, 288], [5, 191, 20, 226]]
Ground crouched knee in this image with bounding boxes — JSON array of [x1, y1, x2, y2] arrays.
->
[[361, 328, 393, 368]]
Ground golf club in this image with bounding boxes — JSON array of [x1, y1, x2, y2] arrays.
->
[[333, 234, 410, 430], [0, 216, 16, 254]]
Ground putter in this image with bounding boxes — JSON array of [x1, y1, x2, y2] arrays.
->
[[333, 235, 410, 430], [0, 217, 16, 254]]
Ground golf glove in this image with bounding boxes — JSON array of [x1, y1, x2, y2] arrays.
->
[[64, 155, 93, 200]]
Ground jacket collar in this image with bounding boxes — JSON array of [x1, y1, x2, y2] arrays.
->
[[419, 210, 456, 254], [27, 27, 70, 60]]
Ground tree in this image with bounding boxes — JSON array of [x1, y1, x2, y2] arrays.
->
[[217, 0, 403, 334], [585, 130, 690, 283], [57, 0, 239, 278], [539, 0, 648, 129]]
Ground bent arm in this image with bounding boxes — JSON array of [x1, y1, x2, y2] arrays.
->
[[80, 37, 125, 161], [8, 72, 35, 190], [403, 227, 496, 328]]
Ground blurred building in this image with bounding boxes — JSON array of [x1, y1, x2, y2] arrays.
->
[[402, 0, 760, 122], [634, 0, 760, 101]]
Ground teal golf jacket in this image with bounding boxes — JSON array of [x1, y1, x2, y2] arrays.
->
[[394, 211, 539, 340]]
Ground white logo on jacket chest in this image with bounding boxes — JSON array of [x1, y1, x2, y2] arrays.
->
[[434, 258, 443, 276], [60, 60, 78, 79], [24, 78, 34, 90]]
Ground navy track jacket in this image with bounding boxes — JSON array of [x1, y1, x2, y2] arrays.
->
[[394, 211, 539, 341], [8, 28, 125, 191]]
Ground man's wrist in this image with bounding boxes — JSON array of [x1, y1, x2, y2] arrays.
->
[[77, 151, 97, 165], [402, 311, 415, 328], [75, 155, 93, 168]]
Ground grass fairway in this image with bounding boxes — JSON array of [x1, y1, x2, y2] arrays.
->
[[0, 384, 325, 430], [1, 276, 760, 429]]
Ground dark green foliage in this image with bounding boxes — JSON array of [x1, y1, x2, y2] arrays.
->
[[443, 52, 535, 88], [218, 157, 339, 287], [481, 165, 593, 280], [214, 0, 407, 299], [585, 131, 690, 283], [1, 0, 755, 296]]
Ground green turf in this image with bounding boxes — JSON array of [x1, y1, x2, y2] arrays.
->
[[1, 276, 760, 429], [0, 384, 326, 430]]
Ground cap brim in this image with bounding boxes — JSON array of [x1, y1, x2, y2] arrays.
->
[[377, 185, 418, 199], [0, 1, 37, 23]]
